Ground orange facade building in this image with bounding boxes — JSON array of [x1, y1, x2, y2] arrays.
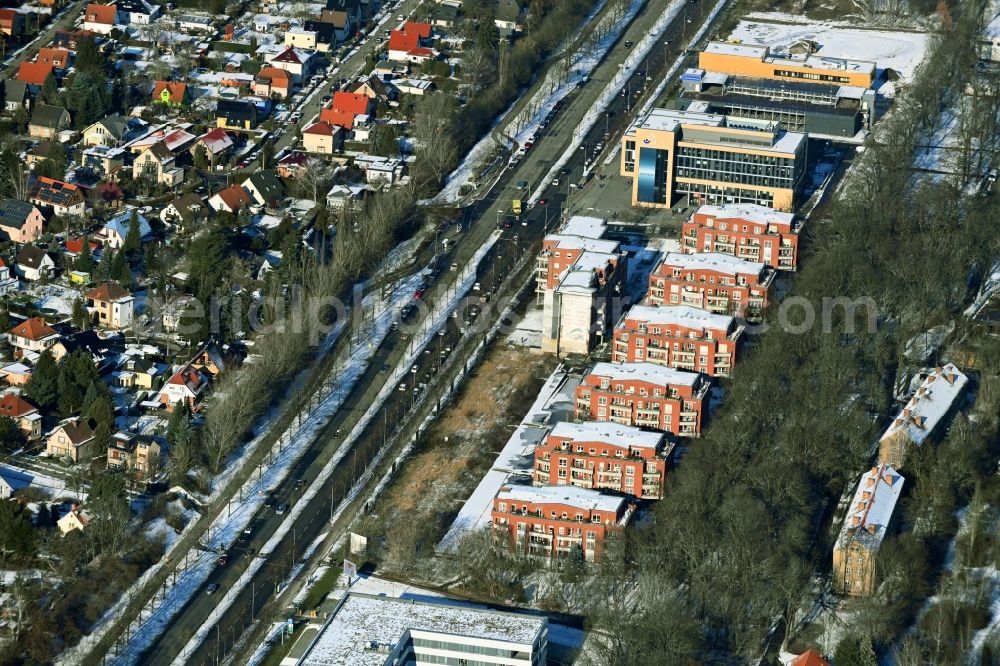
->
[[698, 41, 875, 88]]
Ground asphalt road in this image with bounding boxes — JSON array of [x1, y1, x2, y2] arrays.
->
[[134, 0, 729, 663], [1, 0, 84, 77]]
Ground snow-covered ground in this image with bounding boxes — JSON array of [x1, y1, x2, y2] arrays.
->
[[0, 463, 86, 501], [26, 282, 78, 317], [507, 304, 543, 348]]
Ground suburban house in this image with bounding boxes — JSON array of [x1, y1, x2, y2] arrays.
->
[[107, 431, 160, 477], [215, 99, 258, 130], [81, 145, 128, 177], [302, 121, 340, 154], [353, 74, 396, 104], [133, 142, 185, 186], [284, 27, 317, 49], [387, 22, 435, 63], [832, 464, 904, 597], [878, 364, 969, 469], [3, 80, 29, 112], [98, 209, 152, 249], [354, 155, 404, 185], [8, 317, 59, 354], [115, 0, 160, 24], [29, 176, 87, 217], [112, 354, 162, 390], [252, 67, 292, 99], [82, 113, 144, 147], [432, 4, 458, 28], [83, 3, 118, 33], [13, 247, 56, 282], [0, 199, 46, 244], [47, 417, 97, 463], [208, 184, 252, 213], [303, 19, 336, 51], [575, 361, 710, 437], [316, 8, 356, 42], [0, 393, 42, 438], [160, 193, 209, 228], [0, 258, 18, 296], [193, 128, 235, 164], [151, 80, 189, 106], [319, 91, 373, 130], [0, 363, 32, 386], [85, 282, 135, 329], [490, 484, 633, 562], [157, 364, 210, 411], [58, 505, 91, 534], [326, 183, 369, 211], [495, 0, 525, 34], [28, 104, 71, 140], [242, 170, 284, 206], [16, 62, 55, 93], [277, 151, 308, 177], [0, 469, 21, 499], [266, 47, 314, 81], [37, 48, 71, 73], [0, 9, 25, 36]]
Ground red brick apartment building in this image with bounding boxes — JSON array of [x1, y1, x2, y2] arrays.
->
[[491, 484, 633, 562], [575, 361, 709, 437], [612, 304, 743, 377], [647, 251, 774, 321], [535, 216, 620, 294], [682, 203, 801, 271], [533, 421, 672, 500]]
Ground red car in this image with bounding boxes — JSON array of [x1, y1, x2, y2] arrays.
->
[[217, 554, 229, 566], [414, 289, 425, 299]]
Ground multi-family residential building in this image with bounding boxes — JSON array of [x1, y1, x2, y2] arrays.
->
[[533, 421, 672, 500], [647, 251, 775, 322], [697, 41, 876, 88], [491, 484, 633, 561], [832, 464, 904, 597], [575, 361, 709, 437], [682, 203, 801, 271], [878, 364, 968, 469], [620, 108, 807, 211], [612, 304, 743, 377]]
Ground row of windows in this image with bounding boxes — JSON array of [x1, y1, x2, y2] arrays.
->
[[773, 68, 852, 84]]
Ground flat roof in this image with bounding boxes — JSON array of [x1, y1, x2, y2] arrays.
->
[[633, 107, 725, 133], [546, 234, 620, 254], [298, 592, 547, 666], [624, 304, 735, 331], [549, 421, 664, 449], [560, 215, 608, 238], [695, 202, 795, 227], [660, 251, 766, 276], [835, 464, 904, 551], [497, 484, 626, 513], [704, 41, 769, 59], [703, 40, 876, 74], [589, 361, 701, 387], [557, 270, 596, 292]]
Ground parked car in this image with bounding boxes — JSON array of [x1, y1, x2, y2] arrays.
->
[[206, 583, 221, 594], [217, 554, 229, 566], [276, 503, 288, 515]]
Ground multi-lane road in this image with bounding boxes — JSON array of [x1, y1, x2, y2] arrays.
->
[[128, 0, 730, 663]]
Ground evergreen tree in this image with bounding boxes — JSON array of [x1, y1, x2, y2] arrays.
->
[[260, 139, 274, 169], [111, 249, 131, 286], [82, 382, 101, 414], [0, 501, 36, 560], [40, 72, 57, 104], [23, 350, 58, 409], [95, 247, 112, 281], [87, 394, 116, 449], [166, 400, 190, 445], [74, 235, 95, 273], [72, 297, 90, 330], [57, 370, 84, 417], [0, 416, 24, 453], [123, 210, 141, 255]]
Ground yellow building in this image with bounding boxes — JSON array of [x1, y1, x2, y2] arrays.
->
[[620, 108, 806, 211], [698, 41, 875, 88]]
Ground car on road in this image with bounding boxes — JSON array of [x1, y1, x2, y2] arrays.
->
[[276, 503, 288, 515], [206, 583, 221, 594], [450, 262, 458, 271], [516, 180, 528, 189], [217, 554, 229, 566], [624, 40, 633, 48], [322, 95, 332, 103], [414, 288, 425, 299], [380, 363, 390, 374], [263, 493, 275, 507]]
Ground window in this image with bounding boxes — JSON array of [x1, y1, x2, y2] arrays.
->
[[498, 502, 507, 512]]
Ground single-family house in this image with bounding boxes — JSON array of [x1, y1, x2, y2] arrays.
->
[[0, 199, 46, 244], [26, 141, 63, 169], [304, 20, 336, 51], [302, 121, 340, 153], [47, 417, 98, 463], [83, 3, 118, 34], [107, 431, 160, 477], [208, 184, 252, 213], [85, 282, 135, 329], [3, 79, 29, 112], [8, 316, 59, 353], [29, 177, 87, 217], [113, 354, 161, 390], [284, 27, 317, 49], [90, 181, 126, 210], [387, 23, 435, 63], [0, 258, 18, 296], [0, 9, 25, 36], [49, 330, 115, 366], [82, 113, 143, 147], [394, 78, 434, 96], [13, 247, 56, 282], [355, 154, 404, 185], [317, 8, 355, 43], [115, 0, 160, 24], [157, 364, 210, 411], [133, 142, 184, 186], [58, 505, 91, 534], [81, 145, 128, 177], [495, 0, 524, 34], [0, 394, 42, 439], [0, 363, 32, 386], [353, 74, 395, 103], [16, 62, 55, 93], [99, 210, 152, 249], [37, 48, 71, 73], [161, 193, 209, 228], [431, 4, 458, 27], [277, 151, 308, 177], [151, 80, 189, 107], [326, 183, 369, 211], [193, 128, 235, 164], [215, 99, 258, 130], [320, 91, 373, 130], [242, 171, 284, 206], [252, 67, 291, 100], [28, 104, 71, 140], [266, 47, 314, 81]]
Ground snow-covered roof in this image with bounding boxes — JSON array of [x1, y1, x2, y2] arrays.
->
[[298, 592, 546, 666], [623, 304, 735, 332], [560, 215, 607, 238], [545, 234, 619, 254], [879, 363, 968, 447], [588, 361, 701, 388], [549, 421, 663, 449], [496, 484, 625, 513], [695, 202, 795, 228], [836, 464, 904, 551], [659, 251, 767, 276], [631, 107, 724, 133]]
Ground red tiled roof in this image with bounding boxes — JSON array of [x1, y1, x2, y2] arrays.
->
[[403, 21, 431, 39], [212, 184, 251, 212], [65, 237, 100, 254], [9, 317, 57, 342], [0, 9, 17, 25], [85, 282, 131, 302], [0, 394, 38, 419], [303, 121, 335, 136], [16, 61, 54, 86], [388, 30, 419, 53], [256, 66, 290, 85], [84, 3, 117, 25], [790, 651, 831, 666], [152, 81, 187, 104], [38, 48, 70, 69], [272, 47, 304, 64], [319, 107, 356, 130], [332, 91, 370, 117]]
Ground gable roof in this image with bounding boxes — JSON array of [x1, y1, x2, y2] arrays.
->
[[152, 80, 187, 104], [303, 121, 336, 136], [30, 177, 84, 207], [333, 91, 370, 116], [65, 237, 99, 255], [0, 200, 41, 230], [86, 282, 132, 303], [388, 29, 419, 53], [84, 3, 117, 25], [304, 19, 336, 41], [55, 417, 96, 445], [96, 113, 131, 140], [319, 107, 357, 130], [37, 48, 70, 69], [104, 209, 151, 239], [403, 21, 431, 39], [215, 98, 257, 123], [211, 184, 252, 211], [197, 128, 234, 155], [0, 394, 38, 419], [243, 170, 283, 203], [271, 47, 309, 64], [9, 316, 57, 341], [30, 104, 69, 130], [354, 75, 388, 99], [790, 650, 831, 666], [3, 80, 28, 106], [166, 365, 207, 393], [255, 66, 291, 86], [17, 61, 55, 86]]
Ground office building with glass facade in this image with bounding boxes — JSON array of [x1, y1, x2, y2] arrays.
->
[[620, 108, 807, 211]]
